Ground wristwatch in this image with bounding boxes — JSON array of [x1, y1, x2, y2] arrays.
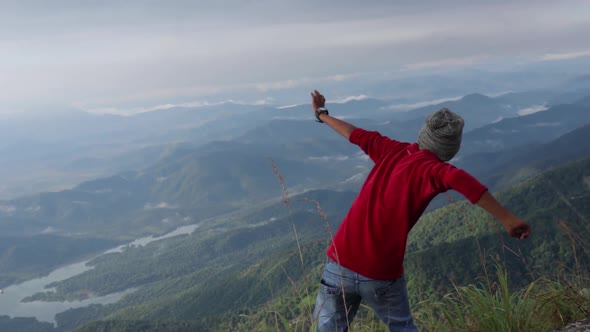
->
[[315, 107, 329, 123]]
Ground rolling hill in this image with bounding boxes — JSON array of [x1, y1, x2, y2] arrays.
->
[[3, 155, 583, 331]]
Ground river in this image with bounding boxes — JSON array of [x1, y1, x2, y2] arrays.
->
[[0, 223, 200, 324]]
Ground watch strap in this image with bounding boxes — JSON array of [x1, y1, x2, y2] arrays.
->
[[315, 108, 329, 123]]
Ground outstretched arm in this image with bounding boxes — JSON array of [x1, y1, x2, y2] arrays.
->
[[436, 164, 531, 240], [311, 90, 357, 140], [476, 191, 531, 239]]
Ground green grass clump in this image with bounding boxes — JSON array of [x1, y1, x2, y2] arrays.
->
[[415, 265, 590, 332]]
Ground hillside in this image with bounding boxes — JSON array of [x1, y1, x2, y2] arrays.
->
[[457, 123, 590, 190], [11, 156, 587, 331], [1, 92, 589, 331], [0, 104, 271, 199], [3, 107, 590, 302], [406, 155, 590, 295], [0, 145, 358, 239], [0, 97, 590, 310], [1, 87, 586, 201], [0, 98, 391, 199], [460, 103, 590, 155]]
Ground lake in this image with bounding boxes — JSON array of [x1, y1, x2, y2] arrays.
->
[[0, 223, 200, 324]]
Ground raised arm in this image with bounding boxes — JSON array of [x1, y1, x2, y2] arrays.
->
[[311, 90, 357, 139]]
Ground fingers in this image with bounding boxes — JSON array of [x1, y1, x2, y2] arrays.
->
[[311, 90, 326, 113], [515, 226, 531, 240], [311, 90, 325, 101]]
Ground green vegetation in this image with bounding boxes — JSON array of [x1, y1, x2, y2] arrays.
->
[[416, 266, 590, 331], [0, 235, 119, 288], [35, 156, 588, 331], [0, 316, 56, 332], [460, 124, 590, 191], [76, 320, 207, 332], [1, 140, 360, 242], [0, 132, 590, 331]]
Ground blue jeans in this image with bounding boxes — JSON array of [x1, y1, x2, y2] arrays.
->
[[313, 259, 418, 332]]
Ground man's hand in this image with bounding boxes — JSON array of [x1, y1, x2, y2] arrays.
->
[[505, 217, 531, 240], [308, 89, 357, 139], [311, 90, 326, 113]]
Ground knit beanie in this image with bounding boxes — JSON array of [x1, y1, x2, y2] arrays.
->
[[417, 108, 464, 161]]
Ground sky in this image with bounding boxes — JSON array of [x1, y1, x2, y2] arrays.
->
[[1, 0, 590, 114]]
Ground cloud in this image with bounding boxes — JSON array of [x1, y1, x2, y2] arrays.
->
[[253, 73, 360, 93], [253, 97, 275, 105], [144, 202, 177, 209], [86, 101, 213, 116], [85, 98, 273, 116], [0, 204, 16, 214], [26, 205, 41, 212], [402, 55, 491, 71], [387, 96, 463, 111], [492, 117, 504, 124], [540, 50, 590, 61], [343, 172, 368, 184], [355, 151, 370, 161], [517, 104, 548, 116], [2, 1, 590, 111], [255, 79, 304, 92], [276, 104, 300, 110], [307, 155, 350, 162], [333, 95, 369, 103], [41, 226, 57, 234]]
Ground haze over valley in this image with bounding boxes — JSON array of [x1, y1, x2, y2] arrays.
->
[[1, 1, 590, 331]]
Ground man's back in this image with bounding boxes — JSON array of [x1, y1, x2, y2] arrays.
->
[[327, 128, 487, 280], [310, 90, 530, 332]]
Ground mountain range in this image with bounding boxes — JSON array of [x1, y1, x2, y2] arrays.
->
[[0, 81, 589, 331], [13, 154, 589, 332]]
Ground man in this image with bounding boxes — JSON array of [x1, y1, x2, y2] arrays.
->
[[310, 90, 531, 332]]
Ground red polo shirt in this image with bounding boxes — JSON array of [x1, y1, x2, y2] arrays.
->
[[326, 128, 488, 280]]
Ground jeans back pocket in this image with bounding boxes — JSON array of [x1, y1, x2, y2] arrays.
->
[[320, 278, 341, 296]]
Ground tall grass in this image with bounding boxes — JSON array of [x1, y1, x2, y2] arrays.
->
[[270, 160, 315, 330], [415, 264, 590, 332], [270, 161, 358, 331], [415, 193, 590, 331], [265, 162, 590, 332]]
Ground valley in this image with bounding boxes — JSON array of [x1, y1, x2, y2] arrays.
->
[[1, 80, 589, 331]]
